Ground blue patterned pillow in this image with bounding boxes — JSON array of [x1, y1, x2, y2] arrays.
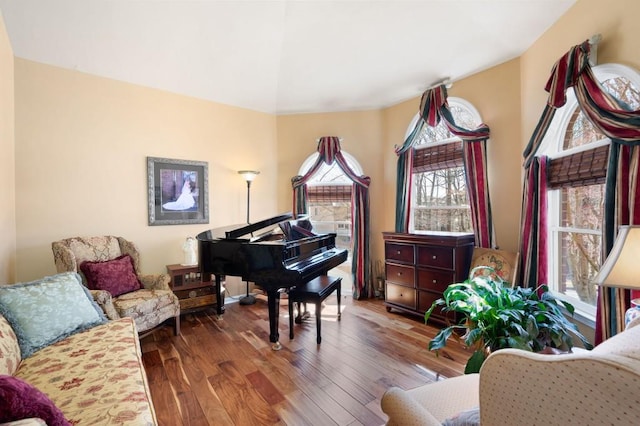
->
[[0, 272, 107, 358]]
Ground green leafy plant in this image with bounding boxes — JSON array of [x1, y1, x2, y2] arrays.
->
[[424, 267, 594, 373]]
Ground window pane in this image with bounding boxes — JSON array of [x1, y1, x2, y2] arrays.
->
[[555, 184, 604, 306], [413, 167, 472, 232], [557, 230, 600, 306], [308, 203, 351, 251], [560, 185, 604, 230]]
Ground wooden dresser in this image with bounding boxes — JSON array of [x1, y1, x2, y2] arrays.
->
[[382, 232, 474, 324]]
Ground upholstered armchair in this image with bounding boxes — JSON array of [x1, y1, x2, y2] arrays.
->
[[52, 236, 180, 337], [381, 317, 640, 425]]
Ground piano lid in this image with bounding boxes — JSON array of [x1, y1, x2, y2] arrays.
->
[[196, 213, 294, 241]]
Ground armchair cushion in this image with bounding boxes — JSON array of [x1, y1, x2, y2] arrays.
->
[[0, 272, 106, 358], [0, 375, 70, 426], [79, 254, 142, 297]]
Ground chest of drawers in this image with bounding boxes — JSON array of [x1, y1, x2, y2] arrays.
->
[[382, 232, 474, 324]]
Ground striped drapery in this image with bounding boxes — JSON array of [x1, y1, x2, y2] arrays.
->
[[521, 40, 640, 342], [519, 156, 549, 289], [292, 136, 372, 299], [394, 85, 495, 248]]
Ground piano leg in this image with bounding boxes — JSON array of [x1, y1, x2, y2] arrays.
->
[[214, 274, 226, 317], [266, 288, 283, 351]]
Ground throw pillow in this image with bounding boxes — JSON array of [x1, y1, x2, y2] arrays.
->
[[0, 272, 107, 358], [0, 375, 71, 426], [80, 254, 142, 297], [442, 406, 480, 426]]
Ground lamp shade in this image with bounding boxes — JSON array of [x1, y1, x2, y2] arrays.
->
[[594, 225, 640, 289], [238, 170, 260, 182]]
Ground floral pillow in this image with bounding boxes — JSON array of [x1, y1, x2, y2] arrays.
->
[[80, 254, 142, 297]]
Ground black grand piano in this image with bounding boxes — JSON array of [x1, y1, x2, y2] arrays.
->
[[196, 213, 348, 350]]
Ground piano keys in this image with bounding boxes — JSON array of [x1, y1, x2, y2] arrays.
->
[[196, 213, 348, 350]]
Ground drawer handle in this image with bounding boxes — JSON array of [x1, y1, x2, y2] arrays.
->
[[396, 250, 401, 255], [432, 279, 437, 284], [397, 272, 402, 276], [432, 255, 437, 260]]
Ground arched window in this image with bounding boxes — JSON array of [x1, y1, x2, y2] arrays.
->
[[298, 151, 363, 252], [538, 64, 640, 318], [405, 98, 482, 232]]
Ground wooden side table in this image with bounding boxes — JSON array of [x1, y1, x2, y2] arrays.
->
[[166, 264, 224, 314]]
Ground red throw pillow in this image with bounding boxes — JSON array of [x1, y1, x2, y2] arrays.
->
[[80, 254, 142, 297], [0, 375, 71, 426]]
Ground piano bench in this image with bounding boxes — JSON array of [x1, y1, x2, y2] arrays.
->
[[288, 275, 341, 344]]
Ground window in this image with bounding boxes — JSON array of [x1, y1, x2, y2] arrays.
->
[[406, 98, 481, 233], [540, 64, 640, 318], [298, 151, 363, 253]]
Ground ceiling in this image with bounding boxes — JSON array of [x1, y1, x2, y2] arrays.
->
[[0, 0, 576, 115]]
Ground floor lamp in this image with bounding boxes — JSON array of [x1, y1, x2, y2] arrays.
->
[[238, 170, 259, 305]]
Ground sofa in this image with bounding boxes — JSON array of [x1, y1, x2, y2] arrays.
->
[[0, 272, 157, 425], [381, 317, 640, 425]]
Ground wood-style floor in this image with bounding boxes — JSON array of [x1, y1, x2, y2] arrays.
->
[[140, 290, 471, 426]]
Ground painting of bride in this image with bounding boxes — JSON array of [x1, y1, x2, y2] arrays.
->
[[161, 170, 199, 211]]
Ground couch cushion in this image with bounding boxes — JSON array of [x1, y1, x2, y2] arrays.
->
[[0, 272, 107, 358], [0, 375, 70, 426], [0, 314, 21, 376], [80, 254, 142, 297], [15, 318, 157, 425]]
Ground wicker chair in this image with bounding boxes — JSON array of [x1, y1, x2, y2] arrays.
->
[[52, 236, 180, 337]]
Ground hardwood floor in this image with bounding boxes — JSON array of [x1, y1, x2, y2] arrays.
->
[[141, 291, 471, 426]]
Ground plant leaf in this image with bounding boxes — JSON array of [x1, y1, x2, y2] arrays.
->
[[464, 350, 487, 374]]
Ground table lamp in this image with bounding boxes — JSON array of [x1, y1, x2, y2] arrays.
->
[[594, 225, 640, 326]]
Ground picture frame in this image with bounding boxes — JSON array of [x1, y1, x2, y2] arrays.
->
[[147, 156, 209, 226]]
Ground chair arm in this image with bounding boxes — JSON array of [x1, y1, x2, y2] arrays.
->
[[479, 348, 640, 425], [51, 243, 77, 273], [381, 387, 442, 426], [0, 419, 47, 426], [89, 289, 120, 320], [139, 273, 171, 291]]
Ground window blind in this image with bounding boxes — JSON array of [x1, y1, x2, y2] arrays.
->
[[413, 141, 464, 173]]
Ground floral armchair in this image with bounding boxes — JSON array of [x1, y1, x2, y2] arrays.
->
[[51, 236, 180, 337]]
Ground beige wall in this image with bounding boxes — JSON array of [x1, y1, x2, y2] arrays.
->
[[5, 0, 640, 301], [0, 11, 15, 283], [14, 59, 278, 295]]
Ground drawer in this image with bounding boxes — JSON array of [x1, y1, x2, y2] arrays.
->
[[385, 283, 416, 310], [385, 243, 415, 264], [174, 285, 214, 300], [418, 291, 455, 323], [417, 268, 455, 293], [417, 246, 454, 269], [180, 294, 216, 311], [385, 263, 415, 286]]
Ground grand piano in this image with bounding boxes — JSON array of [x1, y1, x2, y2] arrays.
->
[[196, 213, 348, 350]]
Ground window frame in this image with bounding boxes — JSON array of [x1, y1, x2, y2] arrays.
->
[[405, 97, 482, 233], [537, 63, 640, 320]]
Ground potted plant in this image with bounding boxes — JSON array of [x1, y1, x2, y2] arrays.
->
[[424, 267, 594, 374]]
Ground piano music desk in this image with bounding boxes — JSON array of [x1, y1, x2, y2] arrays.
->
[[288, 275, 341, 344], [166, 264, 223, 314]]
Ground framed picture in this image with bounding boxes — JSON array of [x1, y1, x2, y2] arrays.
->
[[147, 156, 209, 226]]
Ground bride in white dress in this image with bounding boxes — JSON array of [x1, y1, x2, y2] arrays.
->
[[163, 177, 196, 211]]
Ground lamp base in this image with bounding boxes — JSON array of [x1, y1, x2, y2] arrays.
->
[[624, 299, 640, 327], [239, 294, 256, 305]]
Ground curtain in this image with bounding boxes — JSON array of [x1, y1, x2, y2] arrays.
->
[[520, 40, 640, 342], [394, 86, 495, 248], [291, 136, 372, 299]]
